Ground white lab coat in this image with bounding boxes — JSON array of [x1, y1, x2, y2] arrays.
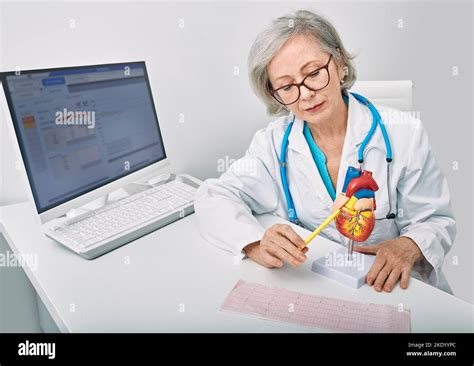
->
[[195, 92, 456, 293]]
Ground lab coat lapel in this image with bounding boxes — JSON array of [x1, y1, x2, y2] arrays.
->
[[287, 117, 334, 210], [335, 92, 373, 195]]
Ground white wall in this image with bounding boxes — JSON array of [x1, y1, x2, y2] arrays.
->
[[1, 1, 472, 330]]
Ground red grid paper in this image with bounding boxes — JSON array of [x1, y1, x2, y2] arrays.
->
[[220, 280, 411, 333]]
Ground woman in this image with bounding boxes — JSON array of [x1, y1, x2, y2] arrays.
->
[[195, 10, 456, 293]]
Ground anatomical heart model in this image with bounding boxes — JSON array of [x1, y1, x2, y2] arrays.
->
[[332, 166, 379, 242], [310, 166, 380, 288]]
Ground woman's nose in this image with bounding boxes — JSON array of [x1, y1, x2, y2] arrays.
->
[[300, 84, 314, 101]]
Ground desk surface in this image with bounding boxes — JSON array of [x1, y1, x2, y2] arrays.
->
[[1, 201, 472, 333]]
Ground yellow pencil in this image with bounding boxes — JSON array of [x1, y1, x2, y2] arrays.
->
[[304, 209, 340, 245], [304, 196, 358, 246]]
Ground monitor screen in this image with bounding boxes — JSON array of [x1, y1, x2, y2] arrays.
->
[[1, 62, 167, 213]]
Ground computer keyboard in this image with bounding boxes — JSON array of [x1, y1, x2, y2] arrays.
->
[[46, 180, 197, 259]]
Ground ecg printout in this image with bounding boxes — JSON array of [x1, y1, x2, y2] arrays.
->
[[220, 280, 411, 333]]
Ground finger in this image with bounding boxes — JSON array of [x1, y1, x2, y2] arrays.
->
[[400, 268, 411, 289], [354, 198, 374, 211], [332, 194, 349, 212], [270, 242, 304, 267], [353, 244, 380, 255], [373, 265, 392, 292], [279, 225, 307, 250], [366, 255, 387, 286], [383, 267, 402, 292], [276, 235, 307, 262], [302, 247, 309, 254], [261, 250, 283, 268]]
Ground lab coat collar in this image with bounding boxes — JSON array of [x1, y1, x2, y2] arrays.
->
[[287, 92, 372, 156], [286, 92, 373, 212], [345, 91, 374, 152]]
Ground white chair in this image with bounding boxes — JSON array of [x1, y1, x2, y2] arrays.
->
[[351, 80, 413, 111]]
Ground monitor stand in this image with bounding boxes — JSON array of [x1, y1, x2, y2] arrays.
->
[[65, 194, 110, 219], [311, 247, 376, 288]]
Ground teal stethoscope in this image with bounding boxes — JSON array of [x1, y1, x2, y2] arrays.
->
[[279, 92, 396, 226]]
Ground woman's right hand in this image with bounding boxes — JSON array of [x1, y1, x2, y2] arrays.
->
[[242, 224, 308, 268]]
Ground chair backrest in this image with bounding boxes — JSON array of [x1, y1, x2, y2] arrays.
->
[[350, 80, 413, 111]]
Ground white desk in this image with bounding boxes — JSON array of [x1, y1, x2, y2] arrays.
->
[[0, 201, 472, 333]]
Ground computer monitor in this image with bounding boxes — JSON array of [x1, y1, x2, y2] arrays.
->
[[1, 62, 169, 223]]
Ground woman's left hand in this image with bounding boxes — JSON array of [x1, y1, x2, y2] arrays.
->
[[352, 237, 424, 292]]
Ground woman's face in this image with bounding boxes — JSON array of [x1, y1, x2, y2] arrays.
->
[[267, 34, 346, 124]]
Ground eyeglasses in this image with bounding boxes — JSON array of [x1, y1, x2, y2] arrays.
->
[[269, 54, 333, 106]]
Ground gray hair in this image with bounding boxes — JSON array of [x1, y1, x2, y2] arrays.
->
[[248, 10, 357, 116]]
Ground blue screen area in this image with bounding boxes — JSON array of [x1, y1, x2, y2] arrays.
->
[[3, 63, 166, 213]]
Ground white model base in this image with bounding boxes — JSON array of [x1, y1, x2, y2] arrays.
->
[[311, 247, 376, 288]]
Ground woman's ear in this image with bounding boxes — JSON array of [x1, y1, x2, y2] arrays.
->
[[334, 49, 346, 83], [338, 63, 347, 83]]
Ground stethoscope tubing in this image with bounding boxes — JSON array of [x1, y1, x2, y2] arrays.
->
[[279, 92, 395, 225]]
